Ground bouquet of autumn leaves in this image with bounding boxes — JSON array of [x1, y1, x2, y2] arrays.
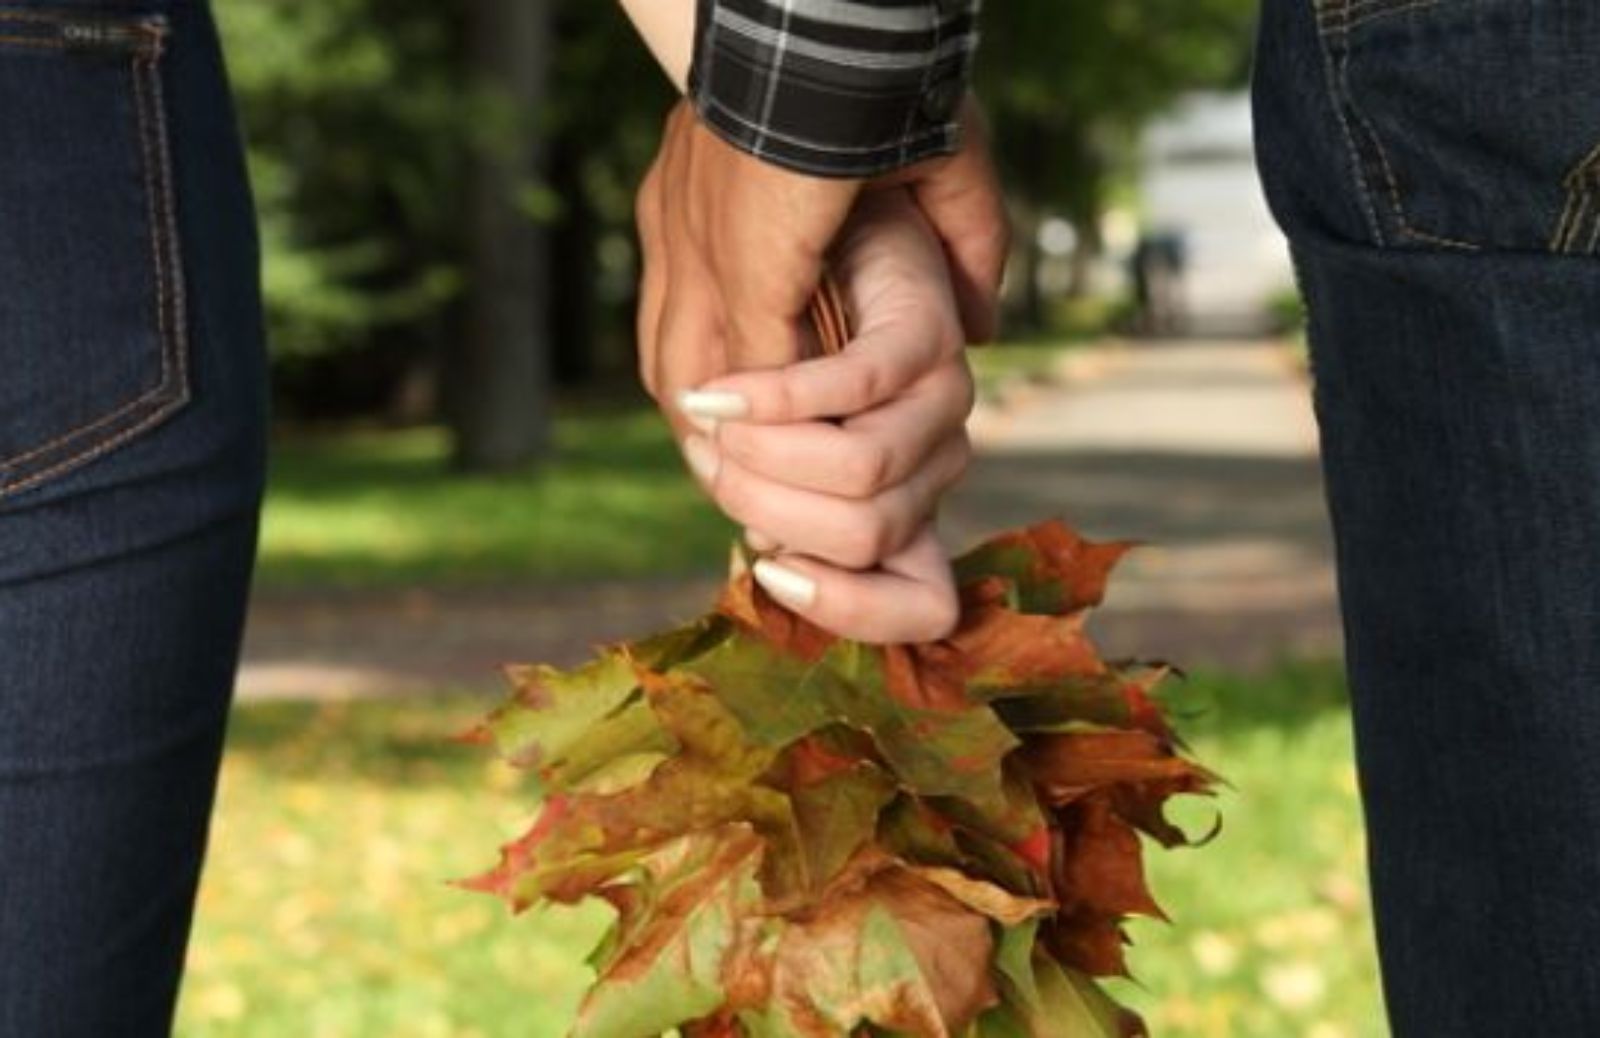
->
[[456, 516, 1224, 1038]]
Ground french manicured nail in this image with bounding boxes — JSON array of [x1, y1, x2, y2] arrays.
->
[[753, 559, 816, 609], [682, 434, 720, 483], [745, 528, 780, 552], [678, 389, 749, 419]]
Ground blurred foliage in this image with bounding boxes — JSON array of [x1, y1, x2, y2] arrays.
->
[[214, 0, 1258, 412], [217, 0, 470, 361], [976, 0, 1259, 233], [215, 0, 672, 414]]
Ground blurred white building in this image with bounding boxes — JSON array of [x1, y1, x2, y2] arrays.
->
[[1139, 91, 1295, 335]]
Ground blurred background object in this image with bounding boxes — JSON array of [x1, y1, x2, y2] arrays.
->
[[1140, 92, 1295, 336], [185, 2, 1378, 1035]]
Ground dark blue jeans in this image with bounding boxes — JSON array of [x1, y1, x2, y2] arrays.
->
[[1255, 0, 1600, 1032], [0, 1, 266, 1035]]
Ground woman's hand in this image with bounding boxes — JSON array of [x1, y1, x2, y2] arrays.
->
[[672, 189, 977, 644]]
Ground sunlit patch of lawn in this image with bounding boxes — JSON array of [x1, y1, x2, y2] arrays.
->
[[179, 660, 1384, 1037], [1107, 660, 1387, 1038], [259, 407, 737, 588], [181, 696, 609, 1038]]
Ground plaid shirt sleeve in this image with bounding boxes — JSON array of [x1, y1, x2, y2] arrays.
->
[[687, 0, 982, 179]]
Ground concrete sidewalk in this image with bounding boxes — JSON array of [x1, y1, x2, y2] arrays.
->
[[238, 340, 1342, 701]]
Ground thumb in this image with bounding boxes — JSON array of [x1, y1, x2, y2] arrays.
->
[[712, 165, 859, 371], [907, 103, 1010, 344], [655, 273, 729, 443]]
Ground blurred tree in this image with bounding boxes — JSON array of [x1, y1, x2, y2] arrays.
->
[[215, 0, 669, 466], [450, 0, 554, 471], [974, 0, 1258, 328], [544, 2, 674, 385], [217, 0, 470, 417]]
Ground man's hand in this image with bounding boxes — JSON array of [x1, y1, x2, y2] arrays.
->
[[635, 97, 1009, 450], [672, 190, 977, 644]]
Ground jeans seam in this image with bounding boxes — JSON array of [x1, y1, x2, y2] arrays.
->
[[1317, 0, 1483, 252], [1318, 1, 1389, 246], [1550, 142, 1600, 255], [0, 19, 190, 499], [0, 33, 61, 49], [1347, 99, 1481, 251], [1317, 0, 1441, 35]]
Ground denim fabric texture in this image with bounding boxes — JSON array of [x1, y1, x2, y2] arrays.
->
[[1255, 0, 1600, 1033], [0, 0, 267, 1034]]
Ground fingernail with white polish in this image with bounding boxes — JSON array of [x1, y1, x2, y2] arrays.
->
[[682, 435, 721, 483], [678, 389, 750, 419], [686, 412, 720, 437], [753, 559, 816, 609]]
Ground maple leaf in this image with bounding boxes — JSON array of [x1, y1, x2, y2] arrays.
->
[[573, 829, 771, 1038], [952, 519, 1135, 616], [746, 848, 1007, 1038], [992, 919, 1148, 1038], [457, 517, 1227, 1037]]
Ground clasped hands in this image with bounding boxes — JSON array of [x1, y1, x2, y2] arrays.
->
[[635, 99, 1008, 644]]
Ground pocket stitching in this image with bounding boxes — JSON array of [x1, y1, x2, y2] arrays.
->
[[1317, 4, 1390, 246], [0, 20, 189, 499], [1317, 0, 1441, 35], [0, 34, 62, 49], [1550, 143, 1600, 255], [1318, 0, 1483, 252], [1346, 94, 1481, 251]]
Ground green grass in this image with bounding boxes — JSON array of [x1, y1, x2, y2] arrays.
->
[[176, 659, 1386, 1037], [259, 408, 738, 589]]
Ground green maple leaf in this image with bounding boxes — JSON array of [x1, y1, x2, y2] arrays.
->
[[992, 920, 1146, 1038], [478, 650, 679, 795], [574, 832, 770, 1038]]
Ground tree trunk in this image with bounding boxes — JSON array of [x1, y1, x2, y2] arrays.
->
[[549, 127, 596, 386], [452, 0, 553, 472]]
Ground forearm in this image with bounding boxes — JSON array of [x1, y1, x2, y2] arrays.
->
[[619, 0, 694, 93]]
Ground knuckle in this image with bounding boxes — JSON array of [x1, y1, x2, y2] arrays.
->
[[848, 360, 887, 413], [766, 375, 799, 423], [839, 511, 892, 569], [932, 360, 977, 417], [842, 441, 893, 498], [956, 368, 978, 418], [952, 429, 974, 475], [936, 431, 972, 488]]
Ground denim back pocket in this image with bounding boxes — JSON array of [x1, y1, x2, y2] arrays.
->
[[0, 6, 188, 501], [1312, 0, 1600, 254]]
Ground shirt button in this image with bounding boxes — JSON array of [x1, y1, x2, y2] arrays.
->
[[920, 79, 962, 124]]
